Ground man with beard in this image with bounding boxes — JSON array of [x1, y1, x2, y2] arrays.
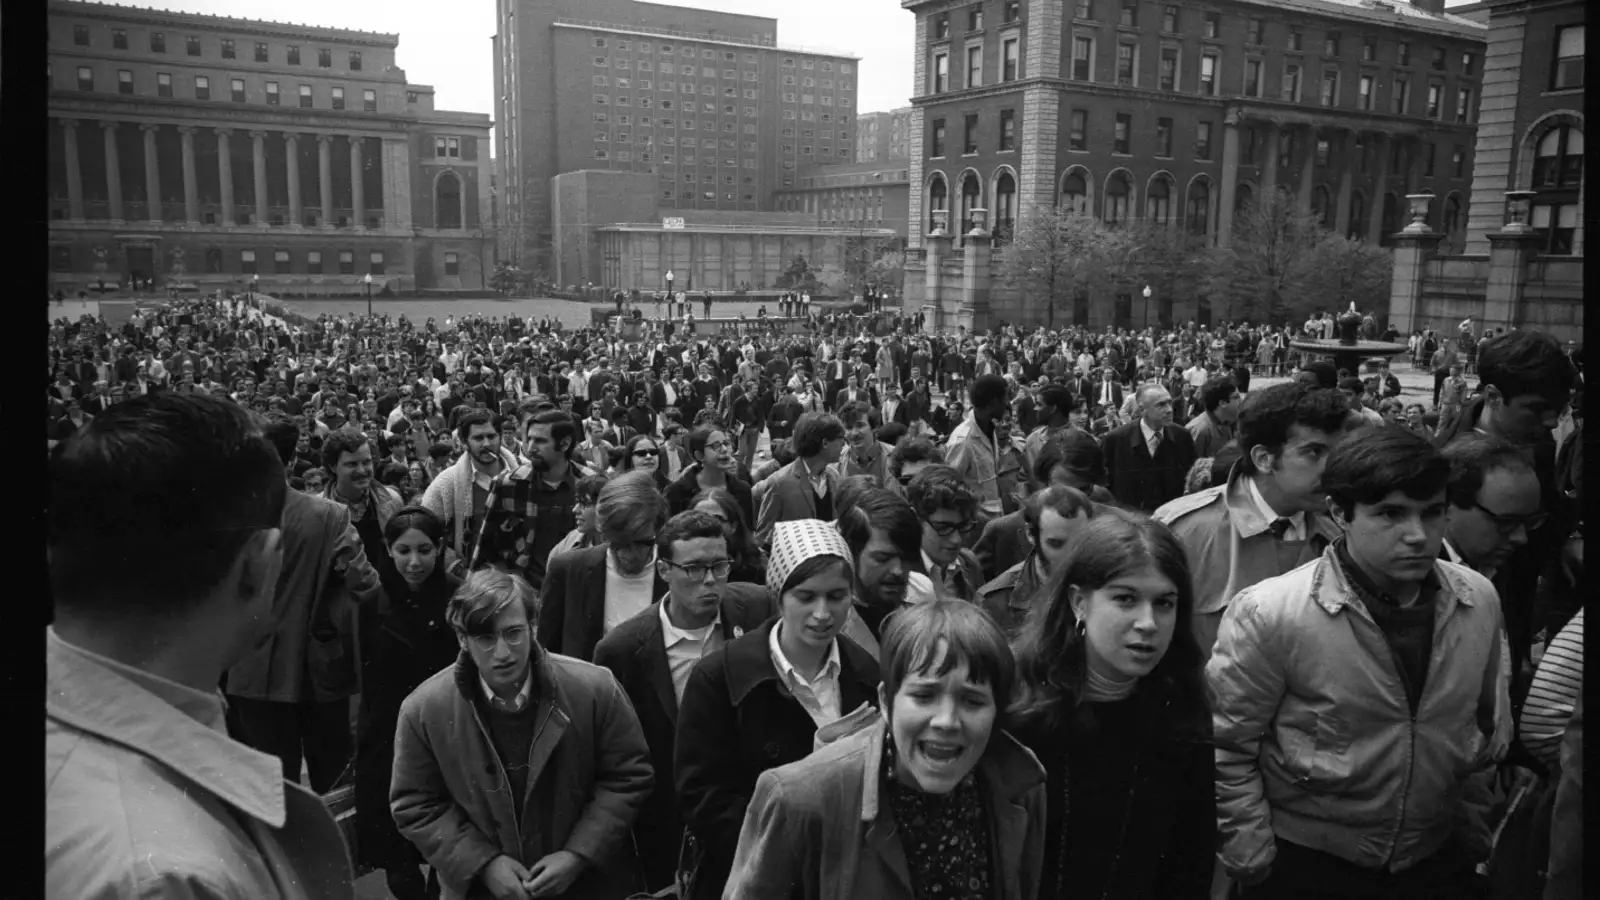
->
[[420, 409, 521, 570], [835, 488, 924, 658], [321, 430, 406, 574], [470, 409, 586, 594], [593, 510, 773, 891]]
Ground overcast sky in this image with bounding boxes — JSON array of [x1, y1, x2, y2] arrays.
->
[[109, 0, 1481, 127]]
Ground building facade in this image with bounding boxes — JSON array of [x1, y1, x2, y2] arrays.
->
[[856, 107, 916, 160], [494, 0, 859, 275], [901, 0, 1487, 325], [46, 0, 494, 296], [772, 160, 913, 239]]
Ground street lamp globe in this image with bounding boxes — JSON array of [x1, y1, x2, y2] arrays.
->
[[1142, 285, 1152, 299]]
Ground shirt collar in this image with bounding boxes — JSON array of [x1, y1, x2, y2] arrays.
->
[[768, 619, 841, 688], [1139, 418, 1159, 444], [1244, 473, 1306, 540], [920, 548, 947, 581], [48, 627, 228, 733], [659, 598, 723, 648], [478, 669, 533, 710]]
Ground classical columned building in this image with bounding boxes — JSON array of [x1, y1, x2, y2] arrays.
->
[[47, 1, 494, 294]]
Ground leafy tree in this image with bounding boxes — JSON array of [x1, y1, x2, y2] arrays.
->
[[995, 208, 1129, 328], [776, 254, 822, 293], [1114, 219, 1207, 329], [1293, 235, 1393, 321]]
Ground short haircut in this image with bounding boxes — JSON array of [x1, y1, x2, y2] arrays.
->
[[657, 509, 728, 561], [905, 464, 977, 519], [1322, 426, 1450, 517], [528, 409, 578, 457], [320, 429, 370, 471], [1477, 330, 1576, 403], [837, 488, 923, 563], [889, 436, 942, 478], [837, 401, 871, 426], [879, 599, 1017, 728], [1337, 376, 1365, 393], [1302, 360, 1339, 389], [1136, 383, 1168, 409], [1023, 484, 1094, 539], [1209, 441, 1243, 486], [1235, 384, 1350, 475], [793, 412, 845, 457], [875, 422, 909, 447], [49, 393, 288, 613], [1035, 431, 1104, 486], [1441, 433, 1536, 510], [261, 417, 300, 466], [1201, 377, 1238, 414], [1039, 384, 1076, 417], [970, 374, 1009, 410], [384, 505, 446, 546], [834, 475, 883, 517], [597, 469, 667, 540], [446, 568, 540, 637], [428, 441, 454, 460]]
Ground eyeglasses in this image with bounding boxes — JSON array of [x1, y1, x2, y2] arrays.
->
[[927, 519, 970, 537], [1473, 502, 1548, 536], [704, 440, 731, 452], [468, 626, 530, 652], [662, 559, 733, 581]]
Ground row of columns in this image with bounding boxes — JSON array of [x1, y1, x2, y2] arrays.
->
[[58, 119, 369, 228]]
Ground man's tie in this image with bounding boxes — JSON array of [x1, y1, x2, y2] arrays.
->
[[1268, 518, 1293, 540], [1147, 429, 1162, 457]]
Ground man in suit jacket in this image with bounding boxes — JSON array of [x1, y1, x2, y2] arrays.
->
[[755, 412, 846, 545], [593, 511, 774, 892], [538, 471, 670, 662], [1087, 366, 1125, 416], [832, 375, 871, 413], [1103, 385, 1197, 512]]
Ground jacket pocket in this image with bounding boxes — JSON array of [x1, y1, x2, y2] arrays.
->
[[1306, 716, 1356, 787], [307, 631, 358, 699]]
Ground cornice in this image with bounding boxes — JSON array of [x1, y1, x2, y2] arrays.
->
[[49, 93, 489, 133], [51, 1, 399, 49]]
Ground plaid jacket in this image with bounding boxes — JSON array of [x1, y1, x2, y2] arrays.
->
[[469, 460, 594, 591]]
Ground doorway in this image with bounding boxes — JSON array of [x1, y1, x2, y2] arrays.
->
[[125, 246, 155, 287]]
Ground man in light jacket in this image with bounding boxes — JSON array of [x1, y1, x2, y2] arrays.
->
[[1208, 427, 1506, 899], [48, 393, 355, 899], [391, 568, 653, 900]]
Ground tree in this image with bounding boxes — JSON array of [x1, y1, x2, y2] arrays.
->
[[1293, 234, 1393, 321], [1200, 188, 1328, 324], [1115, 219, 1207, 329], [776, 254, 822, 293], [995, 208, 1129, 327]]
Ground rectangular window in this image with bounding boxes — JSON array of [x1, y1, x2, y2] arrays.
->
[[407, 91, 418, 103], [338, 250, 354, 274], [1392, 75, 1409, 114], [255, 42, 268, 62], [231, 78, 245, 102], [331, 86, 345, 110], [1281, 63, 1301, 101], [1200, 53, 1218, 95], [112, 28, 127, 49], [1457, 88, 1473, 122], [933, 53, 949, 93], [151, 32, 166, 52], [363, 89, 376, 111], [1553, 26, 1583, 89], [1073, 36, 1093, 81], [935, 14, 950, 40], [1120, 2, 1138, 27], [1245, 59, 1262, 97], [1156, 117, 1173, 157], [318, 48, 332, 68], [1426, 82, 1441, 118], [195, 75, 210, 100], [1247, 18, 1262, 44], [1002, 38, 1019, 81], [272, 250, 289, 273], [157, 72, 172, 97], [1431, 46, 1447, 70], [1117, 41, 1136, 85], [299, 84, 312, 108], [1113, 113, 1131, 154], [931, 118, 946, 156], [1288, 29, 1302, 52], [1160, 47, 1178, 90], [1363, 39, 1376, 62], [222, 39, 235, 59], [1397, 41, 1410, 66], [1321, 71, 1339, 106], [1070, 109, 1088, 151], [1325, 32, 1341, 58], [306, 251, 322, 274], [186, 35, 201, 56], [968, 5, 984, 31], [1316, 138, 1330, 167], [118, 70, 133, 95], [369, 252, 385, 276], [447, 137, 460, 157], [999, 108, 1016, 151], [1358, 75, 1373, 110], [74, 24, 90, 46], [350, 51, 362, 71], [1453, 146, 1466, 179], [1461, 52, 1475, 76], [240, 250, 257, 274], [966, 45, 982, 87], [1421, 142, 1436, 177], [1531, 204, 1578, 255], [443, 252, 459, 276], [287, 45, 300, 65], [1195, 121, 1212, 160], [1204, 12, 1220, 39], [963, 113, 979, 154]]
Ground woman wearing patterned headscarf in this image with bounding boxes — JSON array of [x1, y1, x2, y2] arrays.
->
[[674, 519, 883, 900]]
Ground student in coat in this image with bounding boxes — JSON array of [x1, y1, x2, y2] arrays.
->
[[673, 519, 882, 900], [724, 600, 1048, 900], [755, 412, 846, 547], [1103, 385, 1198, 512], [538, 470, 670, 662], [592, 510, 774, 893]]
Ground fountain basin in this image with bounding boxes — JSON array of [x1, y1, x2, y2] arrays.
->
[[1290, 339, 1411, 377]]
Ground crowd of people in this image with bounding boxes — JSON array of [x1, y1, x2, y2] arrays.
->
[[46, 293, 1584, 900]]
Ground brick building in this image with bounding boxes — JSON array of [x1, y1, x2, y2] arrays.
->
[[493, 0, 859, 275], [46, 0, 495, 296], [856, 107, 915, 161], [901, 0, 1487, 327], [772, 160, 914, 239]]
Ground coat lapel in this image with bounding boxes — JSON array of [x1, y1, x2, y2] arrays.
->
[[637, 612, 679, 727], [584, 551, 609, 649]]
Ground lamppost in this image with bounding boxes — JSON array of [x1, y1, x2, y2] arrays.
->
[[1143, 285, 1153, 330], [363, 272, 373, 319], [665, 269, 674, 295]]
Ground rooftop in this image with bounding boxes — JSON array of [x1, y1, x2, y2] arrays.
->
[[52, 0, 400, 46], [552, 17, 859, 60]]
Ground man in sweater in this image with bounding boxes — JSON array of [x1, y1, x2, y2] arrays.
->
[[420, 408, 520, 571]]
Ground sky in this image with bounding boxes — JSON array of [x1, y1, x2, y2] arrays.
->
[[107, 0, 1481, 125]]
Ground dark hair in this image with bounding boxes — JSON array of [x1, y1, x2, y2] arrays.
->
[[1477, 331, 1576, 404], [905, 464, 977, 519], [834, 475, 883, 517], [770, 438, 798, 467], [971, 374, 1009, 411], [889, 436, 942, 478], [1038, 384, 1076, 418], [320, 429, 370, 471], [528, 409, 577, 458], [880, 600, 1017, 729], [1201, 376, 1238, 414], [384, 505, 446, 546], [874, 422, 909, 447], [691, 486, 762, 573], [1209, 441, 1243, 486], [687, 425, 730, 463], [1322, 426, 1450, 518], [261, 417, 300, 466], [1035, 431, 1104, 487], [1235, 384, 1350, 475], [836, 400, 871, 426], [428, 441, 454, 460], [49, 393, 288, 613], [1010, 509, 1206, 733], [1440, 433, 1535, 510], [1022, 484, 1094, 540], [657, 509, 728, 561], [837, 488, 923, 565], [793, 412, 845, 457], [1302, 360, 1339, 390]]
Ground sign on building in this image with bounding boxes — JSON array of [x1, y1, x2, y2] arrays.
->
[[662, 217, 685, 229]]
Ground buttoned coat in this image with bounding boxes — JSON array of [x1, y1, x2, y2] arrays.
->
[[1102, 419, 1196, 512], [754, 460, 841, 546]]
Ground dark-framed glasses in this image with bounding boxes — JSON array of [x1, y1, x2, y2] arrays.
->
[[633, 448, 660, 457], [927, 519, 971, 537], [662, 559, 733, 581], [1474, 502, 1548, 536]]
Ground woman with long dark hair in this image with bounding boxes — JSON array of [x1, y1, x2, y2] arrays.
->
[[664, 425, 754, 522], [1009, 508, 1214, 899], [354, 506, 461, 900], [622, 432, 673, 494], [690, 486, 767, 584]]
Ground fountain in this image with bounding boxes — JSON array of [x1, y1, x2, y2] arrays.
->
[[1289, 301, 1412, 376]]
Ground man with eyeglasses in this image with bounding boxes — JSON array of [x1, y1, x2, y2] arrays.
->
[[905, 464, 986, 603], [593, 510, 773, 892]]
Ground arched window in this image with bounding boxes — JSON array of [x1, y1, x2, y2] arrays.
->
[[994, 171, 1016, 241], [1186, 180, 1210, 235], [1104, 172, 1129, 226], [1531, 125, 1582, 256], [1443, 194, 1463, 236], [1534, 126, 1584, 188], [436, 171, 462, 229], [928, 175, 947, 231], [1061, 172, 1087, 214], [960, 171, 982, 233], [1147, 177, 1171, 225], [1312, 186, 1332, 228], [1347, 193, 1366, 240]]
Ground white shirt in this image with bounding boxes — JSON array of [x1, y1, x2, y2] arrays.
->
[[768, 620, 843, 727], [478, 669, 533, 712], [659, 599, 725, 705], [603, 548, 658, 635], [1139, 418, 1163, 454], [1184, 366, 1208, 387], [1244, 474, 1307, 541]]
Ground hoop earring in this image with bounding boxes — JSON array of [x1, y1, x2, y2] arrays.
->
[[1073, 616, 1086, 638]]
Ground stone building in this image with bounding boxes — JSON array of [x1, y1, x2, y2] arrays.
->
[[46, 0, 494, 296], [494, 0, 860, 275], [899, 0, 1487, 328], [772, 160, 913, 240]]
